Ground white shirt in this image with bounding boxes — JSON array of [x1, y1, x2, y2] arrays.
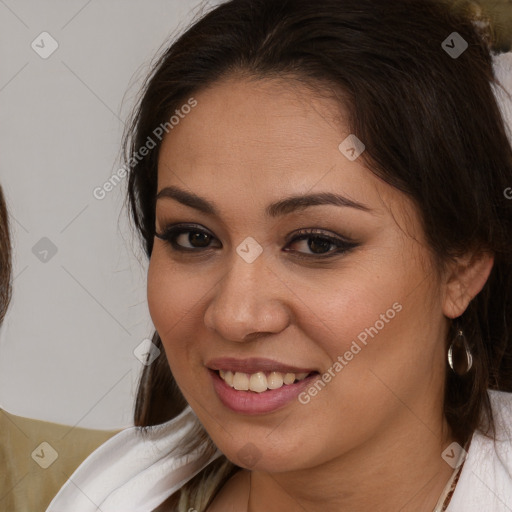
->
[[447, 389, 512, 511], [46, 389, 512, 512], [45, 405, 222, 512]]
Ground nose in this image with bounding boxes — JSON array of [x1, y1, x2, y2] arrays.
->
[[203, 248, 291, 342]]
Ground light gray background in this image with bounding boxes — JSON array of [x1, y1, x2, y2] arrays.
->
[[0, 0, 219, 430], [1, 1, 511, 432]]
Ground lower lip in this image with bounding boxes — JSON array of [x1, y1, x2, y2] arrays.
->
[[209, 369, 319, 415]]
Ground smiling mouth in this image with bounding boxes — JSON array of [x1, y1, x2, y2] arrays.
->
[[216, 369, 319, 393]]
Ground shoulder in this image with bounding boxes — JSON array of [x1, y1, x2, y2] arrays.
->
[[448, 390, 512, 511], [45, 406, 221, 512]]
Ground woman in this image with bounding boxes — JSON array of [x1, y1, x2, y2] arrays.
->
[[47, 0, 512, 510]]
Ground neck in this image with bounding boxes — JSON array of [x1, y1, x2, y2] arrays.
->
[[247, 415, 457, 512]]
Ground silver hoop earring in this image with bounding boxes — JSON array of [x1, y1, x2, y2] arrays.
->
[[448, 329, 473, 376]]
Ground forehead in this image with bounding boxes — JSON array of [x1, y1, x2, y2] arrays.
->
[[159, 78, 366, 186], [156, 76, 409, 227]]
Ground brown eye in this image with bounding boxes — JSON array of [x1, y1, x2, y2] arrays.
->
[[285, 228, 358, 258], [298, 236, 335, 254], [186, 231, 211, 248], [155, 225, 219, 251]]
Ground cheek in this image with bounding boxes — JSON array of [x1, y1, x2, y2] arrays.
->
[[146, 254, 194, 366], [283, 257, 408, 363], [147, 252, 203, 334], [291, 253, 438, 407], [147, 255, 172, 333], [146, 251, 216, 384]]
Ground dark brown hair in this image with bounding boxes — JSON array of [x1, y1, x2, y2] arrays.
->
[[0, 185, 11, 324], [124, 0, 512, 508]]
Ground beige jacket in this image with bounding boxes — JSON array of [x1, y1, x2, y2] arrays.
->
[[0, 408, 120, 512]]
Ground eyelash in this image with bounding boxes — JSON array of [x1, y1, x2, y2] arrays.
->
[[154, 223, 358, 259]]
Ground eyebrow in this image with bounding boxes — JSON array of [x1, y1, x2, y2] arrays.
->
[[155, 185, 373, 217]]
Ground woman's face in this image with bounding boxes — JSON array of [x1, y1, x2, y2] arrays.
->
[[148, 76, 450, 472]]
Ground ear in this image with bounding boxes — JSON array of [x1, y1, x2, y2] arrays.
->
[[442, 249, 494, 319]]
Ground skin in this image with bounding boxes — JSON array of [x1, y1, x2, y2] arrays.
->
[[147, 75, 494, 511]]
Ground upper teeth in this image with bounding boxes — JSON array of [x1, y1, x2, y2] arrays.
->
[[219, 370, 310, 393]]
